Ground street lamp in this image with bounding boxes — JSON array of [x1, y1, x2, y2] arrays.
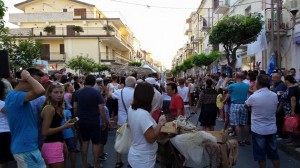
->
[[285, 0, 299, 29]]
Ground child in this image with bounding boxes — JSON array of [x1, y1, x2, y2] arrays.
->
[[62, 109, 77, 168], [99, 105, 110, 161], [216, 88, 224, 121]]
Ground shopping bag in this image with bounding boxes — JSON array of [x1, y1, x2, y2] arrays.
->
[[283, 114, 300, 135], [114, 122, 132, 154], [151, 108, 161, 123]]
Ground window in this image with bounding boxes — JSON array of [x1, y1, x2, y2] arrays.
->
[[63, 9, 67, 12], [59, 44, 65, 54]]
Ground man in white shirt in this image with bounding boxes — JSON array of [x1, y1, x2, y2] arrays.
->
[[145, 77, 163, 113], [110, 76, 136, 167], [177, 78, 191, 118], [244, 74, 279, 168]]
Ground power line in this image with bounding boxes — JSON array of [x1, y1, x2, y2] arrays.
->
[[110, 0, 272, 10]]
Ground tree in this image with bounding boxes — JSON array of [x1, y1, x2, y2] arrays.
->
[[209, 14, 263, 68], [0, 32, 43, 71], [67, 55, 97, 74], [0, 0, 6, 33], [128, 61, 142, 67]]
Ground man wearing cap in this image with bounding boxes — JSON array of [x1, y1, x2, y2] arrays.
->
[[145, 77, 163, 117], [95, 77, 104, 95], [5, 68, 46, 167], [271, 70, 288, 139]]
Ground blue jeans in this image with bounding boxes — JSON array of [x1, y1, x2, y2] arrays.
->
[[252, 132, 279, 161]]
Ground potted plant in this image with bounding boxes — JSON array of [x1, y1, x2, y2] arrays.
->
[[103, 24, 115, 35], [72, 26, 84, 35], [43, 26, 55, 35]]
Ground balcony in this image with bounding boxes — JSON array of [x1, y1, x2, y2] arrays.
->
[[214, 0, 230, 14], [185, 28, 192, 36], [199, 17, 211, 32], [9, 12, 73, 24], [41, 52, 66, 62], [100, 52, 131, 65], [265, 9, 292, 36]]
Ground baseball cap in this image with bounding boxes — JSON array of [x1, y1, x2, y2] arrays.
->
[[145, 77, 156, 85], [96, 77, 103, 82]]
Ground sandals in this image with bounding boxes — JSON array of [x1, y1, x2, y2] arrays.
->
[[238, 141, 245, 146], [115, 162, 124, 168], [244, 140, 251, 145]]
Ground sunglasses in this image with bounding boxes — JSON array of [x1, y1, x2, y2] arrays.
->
[[51, 82, 64, 86]]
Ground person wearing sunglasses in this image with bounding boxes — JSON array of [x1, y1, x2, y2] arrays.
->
[[40, 82, 74, 168]]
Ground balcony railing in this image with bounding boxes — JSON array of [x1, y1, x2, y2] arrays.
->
[[100, 52, 131, 65], [41, 52, 65, 62], [214, 0, 230, 14], [199, 17, 211, 31], [265, 9, 292, 35], [9, 27, 120, 37], [9, 27, 134, 47]]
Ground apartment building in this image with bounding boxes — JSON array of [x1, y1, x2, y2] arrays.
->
[[178, 0, 300, 73], [8, 0, 136, 72]]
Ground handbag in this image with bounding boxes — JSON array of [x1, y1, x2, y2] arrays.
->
[[283, 114, 300, 135], [151, 108, 162, 123], [114, 89, 132, 154]]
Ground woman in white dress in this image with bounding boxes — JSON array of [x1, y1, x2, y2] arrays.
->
[[127, 83, 166, 168]]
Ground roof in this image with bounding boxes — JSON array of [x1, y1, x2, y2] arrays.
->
[[15, 0, 95, 11]]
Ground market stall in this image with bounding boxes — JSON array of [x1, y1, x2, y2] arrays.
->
[[158, 116, 239, 168]]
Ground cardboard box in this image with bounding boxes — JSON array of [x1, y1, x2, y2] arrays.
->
[[206, 131, 228, 144], [160, 122, 178, 134]]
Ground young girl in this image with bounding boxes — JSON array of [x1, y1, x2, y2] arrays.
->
[[216, 88, 224, 121], [41, 82, 74, 168]]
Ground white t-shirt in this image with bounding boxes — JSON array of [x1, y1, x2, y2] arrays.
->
[[245, 88, 278, 135], [0, 100, 10, 132], [128, 107, 157, 168], [151, 88, 163, 112], [108, 83, 119, 92], [112, 87, 134, 126], [189, 83, 195, 93], [177, 86, 189, 103], [162, 83, 171, 101]]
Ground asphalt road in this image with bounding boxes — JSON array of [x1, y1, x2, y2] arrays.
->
[[8, 109, 300, 168]]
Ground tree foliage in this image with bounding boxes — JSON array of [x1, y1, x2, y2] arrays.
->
[[209, 14, 263, 68], [171, 51, 221, 75], [0, 0, 6, 33], [67, 55, 98, 74], [0, 32, 43, 70], [128, 61, 142, 67]]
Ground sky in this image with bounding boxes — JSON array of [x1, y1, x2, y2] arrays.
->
[[3, 0, 201, 69]]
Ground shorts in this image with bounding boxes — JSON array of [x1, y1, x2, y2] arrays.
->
[[252, 132, 279, 161], [41, 142, 64, 164], [0, 132, 14, 163], [229, 104, 247, 126], [13, 149, 46, 168], [65, 138, 77, 152], [100, 126, 108, 145], [106, 98, 118, 117], [224, 104, 231, 113], [78, 123, 101, 144]]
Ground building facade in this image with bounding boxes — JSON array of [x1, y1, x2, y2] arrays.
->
[[175, 0, 300, 75], [8, 0, 143, 72]]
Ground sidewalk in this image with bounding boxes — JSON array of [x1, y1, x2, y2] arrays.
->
[[277, 139, 300, 162]]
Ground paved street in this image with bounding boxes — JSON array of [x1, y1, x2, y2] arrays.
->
[[8, 109, 300, 168]]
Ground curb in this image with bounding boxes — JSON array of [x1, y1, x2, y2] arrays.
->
[[277, 142, 300, 162]]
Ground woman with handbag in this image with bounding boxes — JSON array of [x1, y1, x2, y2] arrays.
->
[[280, 75, 300, 146], [127, 83, 166, 168]]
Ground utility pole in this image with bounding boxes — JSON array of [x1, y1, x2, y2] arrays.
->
[[276, 0, 282, 68], [270, 0, 275, 65]]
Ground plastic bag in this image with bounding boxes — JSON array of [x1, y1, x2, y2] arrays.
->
[[114, 122, 132, 154], [283, 114, 300, 135]]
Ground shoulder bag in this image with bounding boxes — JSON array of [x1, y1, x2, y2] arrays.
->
[[114, 89, 132, 154]]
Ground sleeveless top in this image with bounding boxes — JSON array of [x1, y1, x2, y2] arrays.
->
[[43, 106, 64, 143]]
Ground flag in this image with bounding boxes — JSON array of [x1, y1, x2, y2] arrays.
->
[[267, 53, 276, 75]]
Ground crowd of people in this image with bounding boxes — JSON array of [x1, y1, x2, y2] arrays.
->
[[0, 66, 300, 168]]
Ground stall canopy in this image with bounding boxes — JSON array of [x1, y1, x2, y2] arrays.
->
[[108, 65, 153, 76]]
